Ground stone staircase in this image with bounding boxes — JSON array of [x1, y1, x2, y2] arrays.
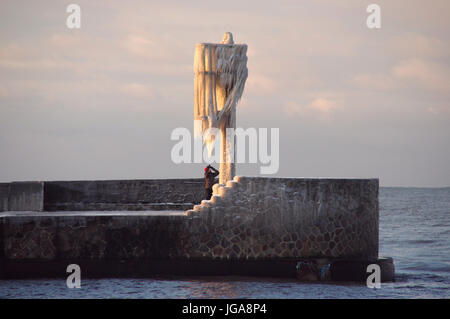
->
[[186, 176, 243, 216]]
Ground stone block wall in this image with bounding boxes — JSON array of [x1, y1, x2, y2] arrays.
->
[[186, 176, 379, 259], [1, 215, 186, 260]]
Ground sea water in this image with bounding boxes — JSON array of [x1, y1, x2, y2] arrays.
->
[[0, 187, 449, 299]]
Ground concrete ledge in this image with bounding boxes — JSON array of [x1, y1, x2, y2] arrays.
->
[[0, 257, 394, 282], [43, 179, 204, 211], [7, 182, 44, 211], [0, 183, 9, 211], [0, 179, 205, 212]]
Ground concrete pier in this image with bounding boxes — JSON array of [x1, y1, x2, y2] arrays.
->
[[0, 177, 394, 282]]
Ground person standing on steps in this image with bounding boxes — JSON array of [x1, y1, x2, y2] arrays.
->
[[204, 165, 219, 200]]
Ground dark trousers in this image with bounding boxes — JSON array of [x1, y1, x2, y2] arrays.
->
[[205, 188, 213, 200]]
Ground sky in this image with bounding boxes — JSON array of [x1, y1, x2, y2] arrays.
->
[[0, 0, 449, 187]]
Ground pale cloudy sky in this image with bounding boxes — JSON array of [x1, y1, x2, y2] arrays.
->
[[0, 0, 449, 187]]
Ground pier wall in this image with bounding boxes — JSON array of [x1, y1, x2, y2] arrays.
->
[[187, 176, 379, 259], [0, 182, 44, 212], [0, 179, 205, 212], [0, 177, 390, 281], [0, 177, 379, 263]]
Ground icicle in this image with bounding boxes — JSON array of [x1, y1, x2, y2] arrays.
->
[[193, 34, 248, 156]]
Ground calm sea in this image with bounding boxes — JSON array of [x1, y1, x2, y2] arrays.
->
[[0, 187, 449, 299]]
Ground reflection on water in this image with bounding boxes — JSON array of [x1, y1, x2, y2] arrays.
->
[[0, 187, 449, 299], [179, 279, 242, 299]]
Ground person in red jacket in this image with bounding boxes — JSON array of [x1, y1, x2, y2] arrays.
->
[[204, 165, 219, 200]]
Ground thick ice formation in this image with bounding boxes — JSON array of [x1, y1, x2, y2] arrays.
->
[[193, 33, 248, 164]]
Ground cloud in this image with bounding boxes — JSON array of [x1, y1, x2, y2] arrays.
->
[[352, 57, 450, 94], [393, 58, 450, 92], [124, 32, 186, 62], [284, 97, 339, 119], [245, 73, 277, 95], [308, 98, 337, 113], [49, 33, 83, 47], [125, 35, 160, 57], [0, 31, 184, 108], [0, 86, 7, 98], [1, 0, 450, 186], [352, 73, 397, 91], [389, 33, 450, 59], [120, 83, 155, 99], [427, 105, 450, 115]]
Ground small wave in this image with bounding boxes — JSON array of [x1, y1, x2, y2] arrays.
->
[[403, 239, 436, 244], [394, 284, 426, 289], [400, 272, 448, 283], [392, 273, 409, 283]]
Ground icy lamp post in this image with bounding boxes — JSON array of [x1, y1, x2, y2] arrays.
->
[[193, 32, 248, 185]]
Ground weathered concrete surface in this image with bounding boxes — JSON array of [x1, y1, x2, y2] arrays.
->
[[43, 179, 204, 211], [0, 179, 205, 212], [0, 183, 8, 211], [5, 182, 44, 211], [0, 211, 186, 217]]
